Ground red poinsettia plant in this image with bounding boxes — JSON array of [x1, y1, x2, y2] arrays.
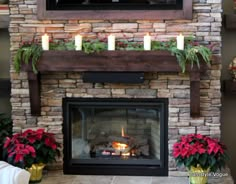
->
[[3, 129, 60, 169], [173, 134, 228, 172]]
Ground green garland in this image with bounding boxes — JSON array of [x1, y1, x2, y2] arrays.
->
[[14, 37, 212, 74], [14, 43, 43, 74]]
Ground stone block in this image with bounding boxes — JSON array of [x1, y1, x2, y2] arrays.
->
[[179, 127, 196, 135], [126, 89, 156, 97], [87, 89, 111, 96], [113, 23, 138, 30], [11, 89, 29, 95], [150, 80, 168, 89], [47, 99, 62, 106], [166, 24, 197, 32], [111, 89, 125, 95]]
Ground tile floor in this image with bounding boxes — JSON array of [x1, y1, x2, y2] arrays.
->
[[40, 170, 234, 184]]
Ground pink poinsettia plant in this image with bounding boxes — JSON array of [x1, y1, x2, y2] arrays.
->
[[3, 129, 60, 169], [173, 134, 228, 172]]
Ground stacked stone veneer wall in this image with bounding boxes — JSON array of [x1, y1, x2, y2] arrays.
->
[[9, 0, 222, 172]]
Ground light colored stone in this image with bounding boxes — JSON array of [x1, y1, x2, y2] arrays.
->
[[11, 89, 29, 95], [179, 127, 196, 135], [9, 0, 223, 176], [112, 23, 138, 30], [126, 89, 156, 97]]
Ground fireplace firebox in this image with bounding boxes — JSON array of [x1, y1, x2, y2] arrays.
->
[[63, 98, 168, 176]]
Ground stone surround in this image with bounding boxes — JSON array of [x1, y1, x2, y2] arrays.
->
[[9, 0, 222, 174]]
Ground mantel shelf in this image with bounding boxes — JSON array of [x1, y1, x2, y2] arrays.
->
[[23, 50, 208, 72], [22, 50, 210, 117]]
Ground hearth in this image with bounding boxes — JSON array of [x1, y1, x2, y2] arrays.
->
[[63, 98, 168, 176]]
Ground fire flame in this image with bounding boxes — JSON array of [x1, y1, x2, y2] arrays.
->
[[121, 127, 125, 137], [112, 142, 128, 151]]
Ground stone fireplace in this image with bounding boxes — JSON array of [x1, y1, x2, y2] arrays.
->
[[63, 98, 168, 175], [9, 0, 222, 176]]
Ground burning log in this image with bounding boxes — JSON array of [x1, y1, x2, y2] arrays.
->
[[89, 134, 150, 157], [89, 127, 150, 158], [112, 141, 130, 154]]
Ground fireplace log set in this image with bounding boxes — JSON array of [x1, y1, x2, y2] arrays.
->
[[89, 135, 150, 158]]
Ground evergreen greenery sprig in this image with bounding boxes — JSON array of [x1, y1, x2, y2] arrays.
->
[[14, 40, 75, 74], [116, 40, 143, 51], [14, 41, 43, 74], [13, 37, 212, 74], [169, 45, 212, 73], [49, 40, 75, 51], [82, 39, 107, 54], [151, 38, 212, 73]]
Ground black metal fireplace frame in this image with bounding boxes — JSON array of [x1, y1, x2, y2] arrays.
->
[[63, 98, 168, 176]]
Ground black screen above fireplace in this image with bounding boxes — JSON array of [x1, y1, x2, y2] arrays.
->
[[46, 0, 183, 10], [63, 98, 168, 176]]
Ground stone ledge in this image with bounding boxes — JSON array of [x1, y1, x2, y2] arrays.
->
[[40, 169, 234, 184]]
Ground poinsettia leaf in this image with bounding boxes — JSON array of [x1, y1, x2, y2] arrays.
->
[[210, 157, 216, 168], [199, 153, 207, 166], [195, 153, 200, 160], [42, 147, 48, 156]]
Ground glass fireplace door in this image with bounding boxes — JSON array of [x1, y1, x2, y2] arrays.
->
[[71, 107, 161, 163], [63, 98, 168, 175]]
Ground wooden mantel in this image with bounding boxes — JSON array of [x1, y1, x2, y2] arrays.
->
[[22, 50, 209, 117]]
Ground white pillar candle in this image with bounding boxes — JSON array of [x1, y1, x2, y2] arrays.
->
[[108, 34, 115, 51], [144, 33, 151, 51], [75, 34, 83, 51], [177, 33, 184, 50], [41, 34, 49, 51]]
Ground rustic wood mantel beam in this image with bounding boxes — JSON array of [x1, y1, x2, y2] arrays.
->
[[27, 71, 41, 116], [190, 71, 200, 117], [23, 51, 208, 117]]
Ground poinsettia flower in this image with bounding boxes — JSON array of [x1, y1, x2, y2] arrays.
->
[[3, 129, 60, 168], [207, 139, 218, 154], [189, 145, 198, 156], [27, 136, 36, 144], [22, 129, 33, 136], [172, 133, 228, 172], [44, 137, 57, 150], [51, 143, 57, 150], [173, 150, 181, 158], [36, 129, 45, 134], [9, 152, 15, 158], [14, 153, 23, 163], [195, 134, 203, 139], [12, 133, 20, 139], [180, 148, 189, 158], [197, 147, 206, 154], [26, 145, 35, 153], [45, 137, 51, 147], [196, 143, 206, 154]]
